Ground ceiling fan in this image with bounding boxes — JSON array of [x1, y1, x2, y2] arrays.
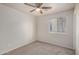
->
[[24, 3, 52, 14]]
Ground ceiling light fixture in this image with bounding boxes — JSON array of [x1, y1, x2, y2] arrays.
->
[[36, 8, 41, 12], [24, 3, 52, 14]]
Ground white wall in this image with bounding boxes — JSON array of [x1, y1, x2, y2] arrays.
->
[[74, 4, 79, 54], [0, 3, 75, 54], [37, 10, 74, 49], [0, 4, 36, 54]]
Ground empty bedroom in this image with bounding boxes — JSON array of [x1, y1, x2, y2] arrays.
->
[[0, 3, 78, 55]]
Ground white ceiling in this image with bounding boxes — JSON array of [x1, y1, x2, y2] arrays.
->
[[2, 3, 74, 16]]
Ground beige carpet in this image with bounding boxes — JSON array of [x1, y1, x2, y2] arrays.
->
[[4, 41, 75, 55]]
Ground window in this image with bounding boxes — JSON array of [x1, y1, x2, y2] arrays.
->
[[49, 17, 66, 33]]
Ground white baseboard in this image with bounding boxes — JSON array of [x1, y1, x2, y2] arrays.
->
[[37, 40, 74, 50], [1, 39, 36, 55]]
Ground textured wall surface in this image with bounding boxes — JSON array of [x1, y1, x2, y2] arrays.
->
[[0, 4, 36, 54], [37, 10, 74, 49]]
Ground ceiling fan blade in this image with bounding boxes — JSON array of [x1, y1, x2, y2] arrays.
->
[[24, 3, 35, 7], [30, 9, 36, 12], [42, 7, 52, 9], [40, 10, 43, 14], [35, 3, 43, 8]]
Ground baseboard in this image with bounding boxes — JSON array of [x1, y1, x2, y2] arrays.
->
[[2, 40, 75, 55], [1, 39, 36, 55], [36, 40, 75, 51]]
